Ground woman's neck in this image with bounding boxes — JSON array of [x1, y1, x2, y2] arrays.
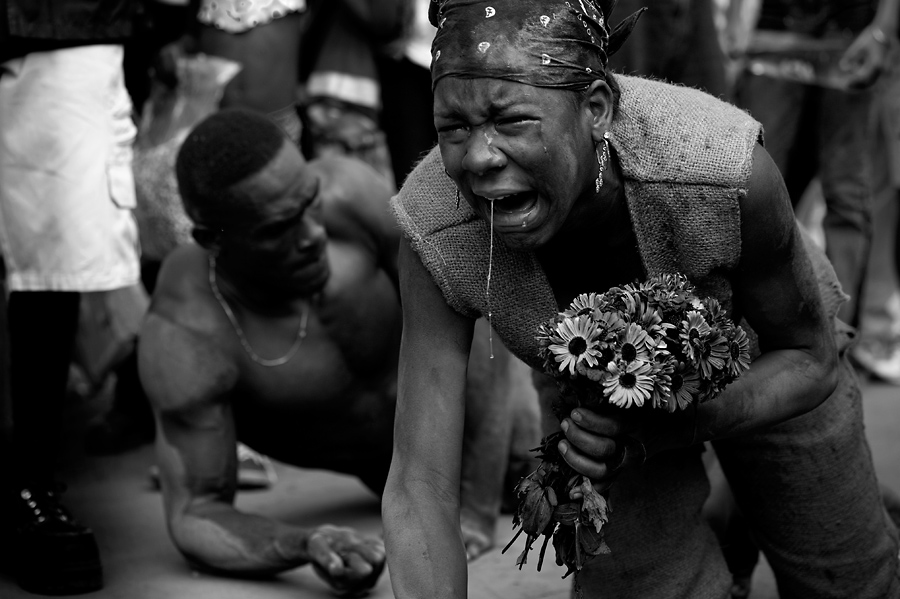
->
[[557, 153, 631, 248], [537, 154, 644, 308]]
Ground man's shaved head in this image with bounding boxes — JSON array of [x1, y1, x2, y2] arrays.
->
[[176, 108, 290, 228]]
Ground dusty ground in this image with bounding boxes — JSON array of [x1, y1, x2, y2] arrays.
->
[[0, 370, 897, 599]]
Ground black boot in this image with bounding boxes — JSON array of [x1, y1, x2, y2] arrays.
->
[[2, 483, 103, 595]]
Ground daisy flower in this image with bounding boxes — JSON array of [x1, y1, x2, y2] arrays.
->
[[618, 322, 652, 362], [603, 360, 654, 408], [595, 310, 627, 340], [650, 353, 675, 409], [637, 303, 667, 338], [548, 316, 601, 376], [703, 297, 729, 329], [696, 332, 730, 379], [563, 292, 603, 318], [668, 362, 701, 411], [727, 327, 751, 377], [680, 311, 712, 362]]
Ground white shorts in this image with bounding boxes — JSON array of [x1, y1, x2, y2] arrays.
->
[[198, 0, 307, 34], [0, 45, 141, 292]]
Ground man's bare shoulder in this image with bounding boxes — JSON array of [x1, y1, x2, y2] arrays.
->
[[311, 155, 395, 204], [310, 156, 399, 258], [150, 244, 227, 331], [140, 244, 239, 411], [312, 157, 395, 225]]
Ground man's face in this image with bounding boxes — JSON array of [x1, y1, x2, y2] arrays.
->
[[223, 140, 330, 295], [433, 77, 597, 251]]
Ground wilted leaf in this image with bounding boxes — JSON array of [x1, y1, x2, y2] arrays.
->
[[578, 478, 610, 533]]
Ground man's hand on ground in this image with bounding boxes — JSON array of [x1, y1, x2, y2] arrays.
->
[[307, 525, 385, 597]]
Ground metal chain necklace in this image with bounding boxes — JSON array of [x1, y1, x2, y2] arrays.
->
[[208, 253, 309, 367]]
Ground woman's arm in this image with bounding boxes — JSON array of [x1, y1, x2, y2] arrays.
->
[[558, 144, 839, 478], [692, 143, 838, 439], [382, 238, 476, 599]]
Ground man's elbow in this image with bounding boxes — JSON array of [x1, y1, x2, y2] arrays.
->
[[166, 506, 233, 574]]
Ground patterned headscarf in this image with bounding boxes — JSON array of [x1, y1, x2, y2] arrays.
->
[[429, 0, 644, 90]]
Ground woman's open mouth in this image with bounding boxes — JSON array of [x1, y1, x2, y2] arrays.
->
[[481, 191, 539, 229]]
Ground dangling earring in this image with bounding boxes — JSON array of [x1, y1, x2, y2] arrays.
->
[[595, 131, 611, 193]]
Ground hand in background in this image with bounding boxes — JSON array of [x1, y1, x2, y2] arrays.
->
[[839, 24, 893, 89]]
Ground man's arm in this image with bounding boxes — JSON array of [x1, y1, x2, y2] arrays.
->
[[382, 238, 474, 599], [558, 144, 840, 478], [138, 307, 383, 588]]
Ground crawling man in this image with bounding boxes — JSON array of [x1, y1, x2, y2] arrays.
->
[[138, 108, 539, 596]]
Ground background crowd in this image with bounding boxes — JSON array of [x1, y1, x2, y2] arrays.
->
[[0, 0, 899, 598]]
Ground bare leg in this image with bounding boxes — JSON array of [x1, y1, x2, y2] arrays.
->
[[460, 319, 541, 559]]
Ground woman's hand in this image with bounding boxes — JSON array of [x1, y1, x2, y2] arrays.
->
[[557, 408, 623, 489], [557, 404, 697, 495]]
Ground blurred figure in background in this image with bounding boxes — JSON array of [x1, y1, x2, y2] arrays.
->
[[850, 47, 900, 383], [735, 0, 899, 331], [193, 0, 309, 144], [298, 0, 414, 185], [609, 0, 731, 98], [376, 0, 439, 186], [0, 0, 146, 593]]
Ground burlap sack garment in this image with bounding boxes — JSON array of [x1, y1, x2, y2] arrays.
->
[[392, 75, 900, 598]]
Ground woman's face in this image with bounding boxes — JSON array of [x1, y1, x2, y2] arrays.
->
[[434, 77, 598, 251]]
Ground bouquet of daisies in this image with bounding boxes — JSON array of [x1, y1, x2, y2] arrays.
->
[[503, 273, 751, 582]]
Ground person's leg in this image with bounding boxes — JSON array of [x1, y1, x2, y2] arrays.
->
[[0, 257, 10, 459], [714, 356, 900, 599], [529, 375, 731, 598], [501, 355, 542, 513], [0, 43, 140, 594], [675, 0, 730, 98], [459, 319, 517, 558], [817, 86, 877, 328], [574, 445, 733, 599], [702, 448, 759, 599], [8, 292, 80, 483], [716, 234, 899, 598], [733, 74, 811, 205], [376, 54, 437, 187], [607, 0, 691, 79], [2, 291, 104, 595], [199, 12, 306, 143]]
